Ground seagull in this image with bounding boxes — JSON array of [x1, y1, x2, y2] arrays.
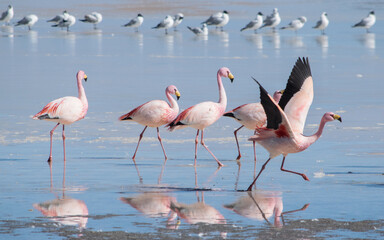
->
[[202, 10, 229, 31], [0, 5, 14, 25], [152, 15, 174, 34], [173, 13, 184, 31], [123, 13, 144, 32], [15, 14, 38, 31], [313, 12, 329, 35], [47, 10, 68, 24], [260, 8, 281, 32], [187, 23, 208, 36], [280, 16, 307, 33], [241, 12, 264, 33], [352, 11, 376, 33], [246, 58, 342, 190], [80, 12, 102, 29], [51, 12, 76, 32]]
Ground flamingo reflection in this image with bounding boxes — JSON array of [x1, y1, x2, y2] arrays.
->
[[33, 198, 89, 229], [224, 190, 309, 227], [120, 192, 176, 218]]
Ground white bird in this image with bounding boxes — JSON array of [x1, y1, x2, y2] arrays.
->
[[313, 12, 329, 35], [173, 13, 184, 31], [353, 11, 376, 33], [261, 8, 281, 32], [123, 13, 144, 32], [15, 14, 38, 31], [281, 16, 307, 33], [47, 10, 68, 24], [241, 12, 264, 33], [202, 10, 229, 31], [51, 12, 76, 32], [0, 5, 14, 25], [80, 12, 102, 29], [187, 23, 208, 36], [152, 15, 174, 34]]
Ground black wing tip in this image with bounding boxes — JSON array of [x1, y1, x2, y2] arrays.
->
[[279, 57, 312, 110], [223, 112, 235, 118], [251, 77, 281, 130]]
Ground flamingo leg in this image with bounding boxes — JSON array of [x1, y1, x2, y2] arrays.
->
[[156, 127, 168, 160], [48, 123, 60, 163], [194, 130, 199, 166], [200, 130, 224, 167], [234, 125, 244, 160], [62, 125, 66, 162], [132, 126, 148, 160], [280, 156, 310, 181], [247, 157, 272, 191]]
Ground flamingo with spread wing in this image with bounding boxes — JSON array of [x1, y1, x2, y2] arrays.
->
[[247, 58, 342, 190]]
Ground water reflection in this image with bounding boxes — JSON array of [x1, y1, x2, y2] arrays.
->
[[158, 33, 174, 55], [224, 190, 309, 227], [33, 172, 89, 230], [33, 198, 89, 229], [316, 35, 328, 57], [210, 30, 229, 48], [265, 32, 280, 49], [169, 192, 227, 238], [358, 33, 375, 49], [244, 33, 263, 49], [120, 192, 176, 218], [286, 35, 304, 48], [28, 30, 38, 53]]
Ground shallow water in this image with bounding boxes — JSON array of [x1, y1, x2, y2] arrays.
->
[[1, 0, 384, 239]]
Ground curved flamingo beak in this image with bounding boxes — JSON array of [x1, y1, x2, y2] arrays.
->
[[84, 74, 88, 82], [333, 114, 342, 122], [175, 91, 181, 100], [228, 73, 234, 82]]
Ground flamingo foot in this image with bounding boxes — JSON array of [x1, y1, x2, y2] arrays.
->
[[236, 154, 241, 160]]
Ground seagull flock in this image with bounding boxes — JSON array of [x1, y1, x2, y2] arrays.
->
[[0, 5, 377, 34]]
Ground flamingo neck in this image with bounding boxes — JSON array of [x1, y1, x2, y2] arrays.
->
[[306, 115, 328, 146], [166, 91, 179, 113], [77, 78, 88, 108], [217, 73, 227, 109]]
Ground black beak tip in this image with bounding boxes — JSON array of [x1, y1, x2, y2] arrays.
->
[[338, 118, 342, 122], [177, 96, 180, 100]]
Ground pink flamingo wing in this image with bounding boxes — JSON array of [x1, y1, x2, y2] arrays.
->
[[119, 102, 148, 121], [279, 57, 313, 134], [169, 105, 194, 125], [33, 98, 64, 120]]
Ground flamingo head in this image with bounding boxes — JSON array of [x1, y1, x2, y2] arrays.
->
[[218, 67, 234, 82], [324, 112, 342, 123], [272, 89, 284, 102], [167, 85, 181, 100], [77, 70, 88, 82]]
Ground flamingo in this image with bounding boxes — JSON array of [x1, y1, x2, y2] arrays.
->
[[223, 90, 283, 161], [33, 71, 88, 163], [247, 57, 342, 191], [119, 85, 181, 161], [167, 67, 234, 167]]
